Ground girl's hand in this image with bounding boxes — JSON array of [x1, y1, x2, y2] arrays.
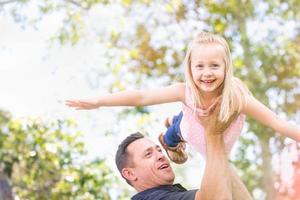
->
[[65, 99, 100, 110]]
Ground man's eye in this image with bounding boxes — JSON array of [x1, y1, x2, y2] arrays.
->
[[145, 152, 151, 157], [196, 65, 203, 68]]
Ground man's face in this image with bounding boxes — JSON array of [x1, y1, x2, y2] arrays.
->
[[126, 138, 175, 191]]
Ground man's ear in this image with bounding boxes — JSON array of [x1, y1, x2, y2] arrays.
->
[[122, 168, 137, 182]]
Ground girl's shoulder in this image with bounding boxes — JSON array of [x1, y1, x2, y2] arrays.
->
[[230, 77, 253, 112], [232, 77, 246, 86], [232, 77, 251, 95]]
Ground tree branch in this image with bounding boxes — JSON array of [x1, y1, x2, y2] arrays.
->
[[0, 0, 18, 6], [63, 0, 90, 10]]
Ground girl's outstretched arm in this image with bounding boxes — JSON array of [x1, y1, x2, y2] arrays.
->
[[65, 83, 185, 110], [242, 95, 300, 142]]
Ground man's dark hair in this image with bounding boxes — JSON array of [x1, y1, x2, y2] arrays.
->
[[115, 132, 144, 185]]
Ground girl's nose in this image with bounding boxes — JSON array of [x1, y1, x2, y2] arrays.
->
[[203, 68, 213, 76]]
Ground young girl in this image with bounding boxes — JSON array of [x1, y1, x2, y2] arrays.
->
[[66, 32, 300, 164]]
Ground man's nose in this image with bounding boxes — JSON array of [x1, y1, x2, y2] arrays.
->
[[156, 151, 165, 161]]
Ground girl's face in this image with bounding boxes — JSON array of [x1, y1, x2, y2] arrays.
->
[[190, 43, 226, 95]]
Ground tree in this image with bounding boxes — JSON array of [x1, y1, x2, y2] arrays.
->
[[0, 110, 128, 200]]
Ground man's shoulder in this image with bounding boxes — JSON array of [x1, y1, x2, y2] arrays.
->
[[132, 184, 197, 200]]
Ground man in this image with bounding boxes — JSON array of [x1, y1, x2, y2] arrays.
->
[[115, 105, 252, 200]]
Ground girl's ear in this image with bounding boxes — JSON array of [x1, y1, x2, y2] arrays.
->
[[122, 168, 137, 182]]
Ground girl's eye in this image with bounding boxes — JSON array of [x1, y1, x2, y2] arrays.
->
[[212, 64, 219, 68], [196, 64, 203, 69]]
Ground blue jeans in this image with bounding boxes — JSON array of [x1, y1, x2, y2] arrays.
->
[[163, 111, 183, 147]]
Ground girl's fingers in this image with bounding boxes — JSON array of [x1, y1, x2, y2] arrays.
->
[[79, 102, 92, 107], [65, 100, 96, 109], [65, 100, 80, 107], [65, 100, 77, 104]]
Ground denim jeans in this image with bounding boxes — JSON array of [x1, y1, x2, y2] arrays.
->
[[163, 111, 183, 147]]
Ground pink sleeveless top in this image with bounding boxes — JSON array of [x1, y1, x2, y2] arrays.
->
[[179, 86, 245, 159]]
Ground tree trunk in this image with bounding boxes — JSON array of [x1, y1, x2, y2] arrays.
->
[[238, 13, 276, 199], [259, 137, 276, 200]]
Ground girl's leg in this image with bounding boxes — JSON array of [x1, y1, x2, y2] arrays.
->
[[163, 111, 184, 147], [159, 111, 187, 164]]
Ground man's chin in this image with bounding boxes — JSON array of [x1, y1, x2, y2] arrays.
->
[[157, 169, 175, 184], [164, 174, 175, 184]]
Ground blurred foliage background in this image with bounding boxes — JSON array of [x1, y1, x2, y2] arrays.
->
[[0, 0, 300, 199]]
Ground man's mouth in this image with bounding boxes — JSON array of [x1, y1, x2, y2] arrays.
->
[[158, 163, 169, 170]]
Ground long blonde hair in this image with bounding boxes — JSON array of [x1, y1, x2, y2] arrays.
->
[[184, 32, 250, 122]]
